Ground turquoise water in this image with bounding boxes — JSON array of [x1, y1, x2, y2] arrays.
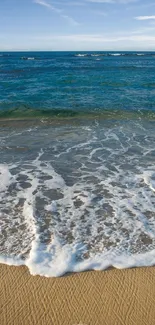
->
[[0, 51, 155, 117], [1, 52, 155, 277]]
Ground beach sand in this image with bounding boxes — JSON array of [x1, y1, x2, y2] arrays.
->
[[1, 265, 155, 325]]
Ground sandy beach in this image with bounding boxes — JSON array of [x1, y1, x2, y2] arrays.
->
[[1, 265, 155, 325]]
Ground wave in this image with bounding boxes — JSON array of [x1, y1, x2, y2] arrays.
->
[[0, 107, 155, 120], [0, 107, 80, 118], [74, 52, 155, 58], [110, 53, 122, 56], [1, 245, 155, 277], [75, 54, 88, 57], [20, 57, 35, 60]]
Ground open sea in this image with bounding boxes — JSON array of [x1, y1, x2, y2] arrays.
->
[[1, 51, 155, 277]]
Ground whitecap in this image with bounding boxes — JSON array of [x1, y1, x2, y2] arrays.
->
[[75, 54, 88, 57], [110, 53, 122, 56]]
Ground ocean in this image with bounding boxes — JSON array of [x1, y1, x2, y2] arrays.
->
[[0, 51, 155, 277]]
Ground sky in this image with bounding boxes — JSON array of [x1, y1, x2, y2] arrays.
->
[[1, 0, 155, 50]]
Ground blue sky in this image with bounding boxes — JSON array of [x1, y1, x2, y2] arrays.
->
[[1, 0, 155, 50]]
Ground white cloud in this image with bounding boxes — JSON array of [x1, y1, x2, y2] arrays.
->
[[2, 31, 155, 51], [130, 26, 155, 34], [34, 0, 52, 9], [135, 16, 155, 21], [34, 0, 79, 26], [34, 33, 155, 43], [60, 14, 79, 26]]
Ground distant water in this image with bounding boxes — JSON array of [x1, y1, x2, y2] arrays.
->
[[1, 51, 155, 117], [1, 52, 155, 277]]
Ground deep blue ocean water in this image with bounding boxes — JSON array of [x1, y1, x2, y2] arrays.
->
[[0, 51, 155, 117], [1, 52, 155, 277]]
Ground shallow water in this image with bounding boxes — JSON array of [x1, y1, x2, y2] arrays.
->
[[0, 117, 155, 276]]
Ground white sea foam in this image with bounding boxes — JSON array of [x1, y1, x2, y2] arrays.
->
[[110, 53, 121, 56], [1, 121, 155, 277], [21, 57, 35, 60], [1, 238, 155, 277], [75, 54, 88, 57], [0, 164, 11, 193]]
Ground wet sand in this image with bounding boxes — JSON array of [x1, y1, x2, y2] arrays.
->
[[1, 264, 155, 325]]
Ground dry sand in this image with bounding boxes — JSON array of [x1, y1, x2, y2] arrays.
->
[[0, 265, 155, 325]]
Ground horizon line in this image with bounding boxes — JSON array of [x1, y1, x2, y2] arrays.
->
[[0, 49, 155, 52]]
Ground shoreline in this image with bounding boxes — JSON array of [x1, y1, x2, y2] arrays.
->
[[1, 264, 155, 325]]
